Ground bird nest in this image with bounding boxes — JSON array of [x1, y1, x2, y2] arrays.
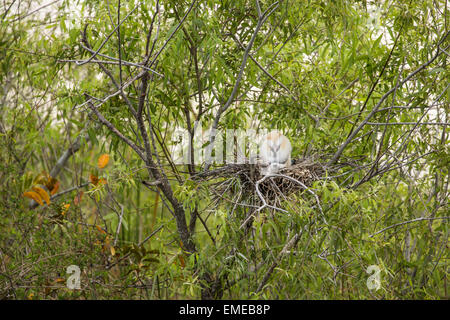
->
[[194, 156, 330, 210]]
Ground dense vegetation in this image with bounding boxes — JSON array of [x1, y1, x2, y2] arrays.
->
[[0, 0, 448, 299]]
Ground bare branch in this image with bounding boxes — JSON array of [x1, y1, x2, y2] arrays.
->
[[77, 2, 142, 66], [205, 3, 279, 170], [255, 229, 303, 293], [328, 31, 450, 166], [86, 99, 145, 159], [370, 217, 449, 237]]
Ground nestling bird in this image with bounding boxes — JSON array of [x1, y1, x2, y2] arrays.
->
[[259, 130, 292, 176]]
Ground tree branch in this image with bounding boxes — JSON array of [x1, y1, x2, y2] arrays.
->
[[328, 31, 450, 166]]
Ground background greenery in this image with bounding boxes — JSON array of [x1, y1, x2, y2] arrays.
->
[[0, 0, 448, 299]]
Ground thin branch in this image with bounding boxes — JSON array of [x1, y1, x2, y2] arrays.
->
[[86, 98, 145, 159], [77, 2, 141, 66], [362, 122, 450, 126], [255, 230, 303, 294], [370, 217, 449, 237], [232, 35, 317, 122], [328, 31, 450, 166], [205, 3, 279, 170], [59, 57, 163, 77], [11, 0, 62, 22], [114, 204, 124, 246], [147, 0, 198, 68]]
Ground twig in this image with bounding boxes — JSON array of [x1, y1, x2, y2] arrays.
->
[[106, 224, 165, 270], [255, 229, 303, 293], [357, 122, 450, 126], [147, 0, 198, 68], [114, 204, 124, 247], [370, 217, 449, 237], [86, 99, 145, 160], [76, 2, 142, 66], [58, 58, 163, 77], [204, 3, 279, 170], [11, 0, 62, 22], [328, 31, 450, 166]]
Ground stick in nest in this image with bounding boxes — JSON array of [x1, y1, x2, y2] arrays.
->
[[193, 156, 329, 216]]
